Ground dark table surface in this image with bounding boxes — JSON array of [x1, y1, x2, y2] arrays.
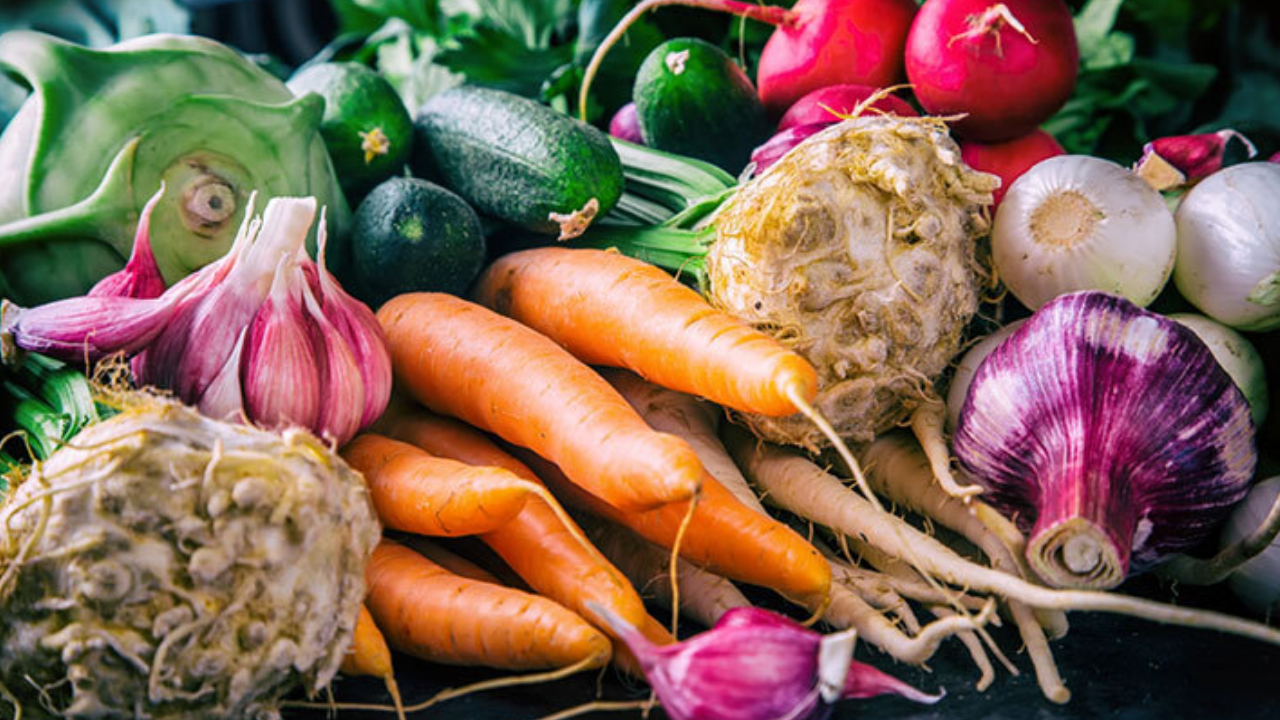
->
[[290, 578, 1280, 720]]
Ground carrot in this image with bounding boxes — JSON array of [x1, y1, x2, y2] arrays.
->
[[339, 605, 406, 720], [514, 446, 831, 607], [376, 293, 701, 511], [472, 247, 818, 417], [603, 368, 763, 512], [366, 541, 612, 670], [383, 410, 653, 637], [342, 433, 534, 537]]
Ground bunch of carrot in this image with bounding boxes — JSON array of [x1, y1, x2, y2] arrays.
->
[[329, 246, 844, 709]]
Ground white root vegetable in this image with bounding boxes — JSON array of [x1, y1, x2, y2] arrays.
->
[[929, 606, 996, 692], [583, 516, 750, 628], [909, 402, 982, 500], [728, 434, 1280, 647], [860, 432, 1070, 700], [823, 580, 996, 666]]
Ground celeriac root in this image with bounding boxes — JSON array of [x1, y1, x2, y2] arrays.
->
[[733, 438, 1280, 647]]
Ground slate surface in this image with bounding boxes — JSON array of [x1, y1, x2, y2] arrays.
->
[[290, 579, 1279, 720]]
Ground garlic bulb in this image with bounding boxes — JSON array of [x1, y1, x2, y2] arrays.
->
[[992, 156, 1176, 310], [1, 196, 391, 446], [944, 319, 1024, 432], [954, 291, 1256, 590]]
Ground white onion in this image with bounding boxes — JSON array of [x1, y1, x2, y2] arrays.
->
[[1174, 162, 1280, 331], [1169, 313, 1269, 427], [944, 319, 1025, 431], [1223, 476, 1280, 617], [992, 155, 1176, 310]]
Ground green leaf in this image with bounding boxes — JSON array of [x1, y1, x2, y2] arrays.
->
[[1248, 270, 1280, 306], [1074, 0, 1124, 60], [352, 0, 445, 35], [470, 0, 576, 49], [1081, 30, 1134, 72], [436, 22, 573, 97]]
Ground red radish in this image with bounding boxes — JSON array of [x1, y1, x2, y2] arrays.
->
[[579, 0, 918, 121], [610, 102, 645, 145], [777, 84, 917, 131], [960, 129, 1064, 206], [905, 0, 1079, 142], [751, 124, 827, 174]]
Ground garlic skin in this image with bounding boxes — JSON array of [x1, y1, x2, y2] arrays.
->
[[993, 156, 1176, 310], [88, 184, 168, 300], [954, 291, 1256, 590]]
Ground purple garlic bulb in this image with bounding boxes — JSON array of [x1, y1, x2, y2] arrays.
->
[[954, 291, 1257, 590]]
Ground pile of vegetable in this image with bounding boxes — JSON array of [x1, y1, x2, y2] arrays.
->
[[2, 0, 1280, 719]]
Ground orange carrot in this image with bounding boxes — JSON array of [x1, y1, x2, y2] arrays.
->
[[513, 446, 831, 608], [472, 247, 818, 417], [341, 605, 406, 720], [384, 410, 653, 635], [341, 604, 394, 678], [377, 293, 702, 511], [366, 541, 612, 670], [342, 433, 533, 537]]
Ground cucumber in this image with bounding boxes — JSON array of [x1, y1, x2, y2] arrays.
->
[[413, 86, 623, 238], [350, 177, 486, 308], [633, 38, 770, 174]]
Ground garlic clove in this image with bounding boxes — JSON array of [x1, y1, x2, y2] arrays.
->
[[954, 291, 1257, 589], [89, 184, 168, 300], [241, 257, 320, 432], [314, 215, 392, 429], [1, 295, 178, 364], [197, 327, 249, 423], [300, 277, 364, 445]]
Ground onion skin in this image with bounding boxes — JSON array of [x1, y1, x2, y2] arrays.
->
[[609, 102, 644, 145], [1174, 162, 1280, 332], [954, 291, 1257, 590]]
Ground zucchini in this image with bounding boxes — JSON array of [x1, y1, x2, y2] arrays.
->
[[414, 86, 623, 238], [633, 38, 771, 174], [350, 177, 486, 308]]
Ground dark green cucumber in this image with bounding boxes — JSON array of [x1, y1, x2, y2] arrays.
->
[[633, 38, 770, 174], [414, 86, 623, 238], [350, 177, 486, 308]]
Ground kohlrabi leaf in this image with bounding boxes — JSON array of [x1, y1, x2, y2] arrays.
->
[[375, 28, 463, 112]]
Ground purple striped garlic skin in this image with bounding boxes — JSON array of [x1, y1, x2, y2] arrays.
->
[[953, 291, 1256, 590]]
